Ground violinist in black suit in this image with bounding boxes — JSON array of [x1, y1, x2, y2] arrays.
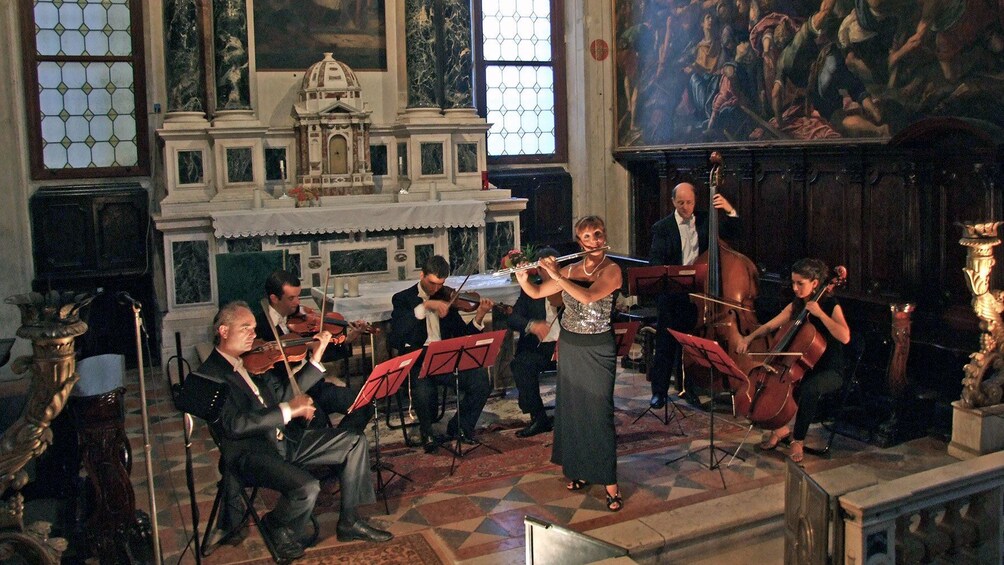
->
[[199, 301, 391, 561], [648, 182, 739, 409], [388, 255, 494, 453], [256, 270, 373, 434], [506, 247, 562, 438]]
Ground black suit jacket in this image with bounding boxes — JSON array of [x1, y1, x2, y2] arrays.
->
[[197, 349, 324, 467], [389, 283, 481, 354], [507, 291, 557, 354], [649, 211, 739, 266]]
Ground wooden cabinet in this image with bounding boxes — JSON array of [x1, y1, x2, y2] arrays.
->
[[30, 184, 148, 283], [489, 167, 573, 247]]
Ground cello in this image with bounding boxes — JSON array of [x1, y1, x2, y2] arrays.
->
[[688, 153, 765, 383], [733, 266, 848, 430]]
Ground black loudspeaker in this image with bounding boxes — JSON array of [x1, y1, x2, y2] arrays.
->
[[174, 372, 228, 423]]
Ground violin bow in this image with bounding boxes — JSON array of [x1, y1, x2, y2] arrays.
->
[[260, 297, 304, 398], [318, 268, 331, 330]]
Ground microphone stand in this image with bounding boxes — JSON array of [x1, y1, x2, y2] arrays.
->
[[129, 301, 162, 565]]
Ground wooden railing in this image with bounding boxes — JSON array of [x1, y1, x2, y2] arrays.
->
[[839, 450, 1004, 564]]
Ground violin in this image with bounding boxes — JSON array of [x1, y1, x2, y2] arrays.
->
[[240, 333, 339, 375], [430, 286, 506, 314], [287, 306, 378, 336]]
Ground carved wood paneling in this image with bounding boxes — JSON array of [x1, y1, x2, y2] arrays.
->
[[617, 123, 1003, 414]]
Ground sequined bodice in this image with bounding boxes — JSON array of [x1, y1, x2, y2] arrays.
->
[[560, 289, 613, 334]]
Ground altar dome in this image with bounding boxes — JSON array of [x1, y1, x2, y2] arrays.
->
[[299, 52, 361, 112]]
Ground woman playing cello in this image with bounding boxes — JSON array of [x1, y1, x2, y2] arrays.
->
[[736, 258, 851, 463]]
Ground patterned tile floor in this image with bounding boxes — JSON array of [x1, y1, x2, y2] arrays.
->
[[101, 361, 954, 564]]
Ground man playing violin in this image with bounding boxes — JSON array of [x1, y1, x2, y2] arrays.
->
[[507, 247, 562, 438], [257, 270, 373, 435], [389, 255, 494, 453], [648, 182, 739, 409], [199, 301, 392, 560]]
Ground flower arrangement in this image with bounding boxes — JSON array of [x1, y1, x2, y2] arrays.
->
[[500, 244, 540, 280], [288, 184, 320, 206]]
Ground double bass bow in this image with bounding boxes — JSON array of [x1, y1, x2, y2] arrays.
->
[[733, 266, 848, 430]]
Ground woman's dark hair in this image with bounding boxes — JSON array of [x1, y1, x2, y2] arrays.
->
[[791, 258, 829, 283]]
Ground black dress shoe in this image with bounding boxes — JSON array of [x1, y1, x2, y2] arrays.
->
[[336, 519, 394, 543], [650, 393, 667, 409], [516, 416, 553, 438], [422, 435, 439, 454], [260, 514, 305, 561], [681, 390, 702, 407]]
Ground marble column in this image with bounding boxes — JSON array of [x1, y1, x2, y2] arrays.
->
[[164, 0, 206, 119], [405, 0, 440, 108], [440, 0, 474, 109], [212, 0, 251, 112]]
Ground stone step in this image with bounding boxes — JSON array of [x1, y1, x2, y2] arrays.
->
[[586, 462, 883, 564]]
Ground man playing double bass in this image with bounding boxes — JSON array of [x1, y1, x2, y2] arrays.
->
[[648, 182, 739, 409]]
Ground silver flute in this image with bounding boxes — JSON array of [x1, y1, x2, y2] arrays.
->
[[492, 246, 611, 276]]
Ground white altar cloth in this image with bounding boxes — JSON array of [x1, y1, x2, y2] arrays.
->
[[211, 200, 487, 238], [310, 274, 521, 322]]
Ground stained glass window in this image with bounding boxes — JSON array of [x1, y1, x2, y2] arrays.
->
[[24, 0, 147, 178], [476, 0, 564, 162]]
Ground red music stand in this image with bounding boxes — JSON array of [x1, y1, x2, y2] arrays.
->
[[349, 349, 423, 512], [419, 330, 507, 475], [666, 329, 749, 489]]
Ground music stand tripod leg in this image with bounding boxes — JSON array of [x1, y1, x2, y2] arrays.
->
[[371, 379, 413, 514]]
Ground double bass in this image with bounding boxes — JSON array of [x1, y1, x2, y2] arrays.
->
[[686, 153, 765, 385], [733, 266, 847, 430]]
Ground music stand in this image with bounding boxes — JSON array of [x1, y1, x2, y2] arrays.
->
[[665, 330, 748, 489], [612, 321, 640, 356], [627, 265, 708, 426], [420, 330, 507, 475], [349, 349, 423, 513]]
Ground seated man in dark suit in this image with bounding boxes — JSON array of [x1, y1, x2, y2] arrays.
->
[[200, 301, 391, 561], [388, 255, 494, 453], [256, 270, 374, 435], [507, 247, 562, 438]]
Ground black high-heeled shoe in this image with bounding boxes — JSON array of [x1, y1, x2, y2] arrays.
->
[[605, 490, 623, 512]]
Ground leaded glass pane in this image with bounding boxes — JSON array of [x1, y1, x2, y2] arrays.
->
[[37, 59, 139, 169], [34, 2, 58, 29], [61, 30, 85, 56], [481, 0, 550, 63], [484, 64, 555, 156]]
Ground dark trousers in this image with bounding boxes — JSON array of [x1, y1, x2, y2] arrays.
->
[[410, 366, 490, 439], [650, 293, 697, 396], [307, 379, 374, 435], [227, 427, 375, 535], [511, 341, 556, 418], [792, 368, 844, 441]]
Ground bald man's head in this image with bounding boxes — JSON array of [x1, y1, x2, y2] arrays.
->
[[672, 183, 696, 221]]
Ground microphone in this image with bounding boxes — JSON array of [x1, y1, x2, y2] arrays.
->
[[117, 291, 142, 308]]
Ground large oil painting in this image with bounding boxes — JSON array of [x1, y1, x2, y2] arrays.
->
[[614, 0, 1004, 149], [254, 0, 387, 71]]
